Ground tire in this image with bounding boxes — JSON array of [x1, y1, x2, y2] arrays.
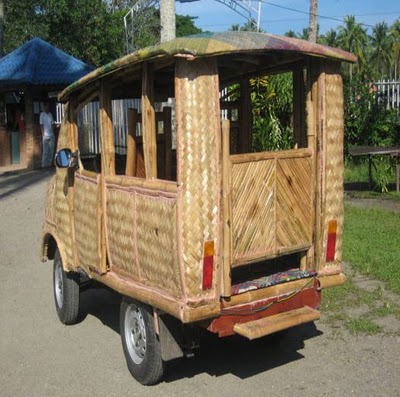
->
[[120, 297, 164, 385], [53, 249, 80, 325]]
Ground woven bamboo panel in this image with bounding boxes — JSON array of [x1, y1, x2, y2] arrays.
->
[[175, 58, 221, 297], [54, 170, 74, 266], [231, 155, 312, 264], [231, 159, 275, 262], [320, 73, 344, 270], [73, 175, 101, 271], [276, 157, 312, 248], [105, 188, 138, 278], [136, 193, 181, 297]]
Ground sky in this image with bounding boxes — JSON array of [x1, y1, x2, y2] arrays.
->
[[175, 0, 400, 36]]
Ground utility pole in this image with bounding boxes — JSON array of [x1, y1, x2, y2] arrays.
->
[[0, 0, 5, 57], [309, 0, 318, 43], [160, 0, 176, 43]]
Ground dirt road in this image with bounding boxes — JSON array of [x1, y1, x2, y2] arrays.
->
[[1, 170, 399, 397]]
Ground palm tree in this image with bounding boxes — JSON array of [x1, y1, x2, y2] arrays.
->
[[338, 16, 368, 79], [160, 0, 176, 42], [319, 29, 338, 47], [390, 19, 400, 80], [370, 22, 393, 79], [309, 0, 318, 43]]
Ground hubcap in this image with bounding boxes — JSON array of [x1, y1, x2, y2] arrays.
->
[[124, 304, 146, 364], [54, 261, 63, 309]]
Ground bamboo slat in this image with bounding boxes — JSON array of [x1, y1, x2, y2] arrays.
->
[[142, 63, 157, 179], [125, 108, 138, 176], [221, 119, 232, 297]]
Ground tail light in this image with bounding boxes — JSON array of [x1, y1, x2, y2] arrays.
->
[[326, 220, 337, 262], [202, 241, 214, 290]]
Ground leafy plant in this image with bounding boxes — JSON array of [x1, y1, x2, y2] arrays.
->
[[251, 73, 294, 152]]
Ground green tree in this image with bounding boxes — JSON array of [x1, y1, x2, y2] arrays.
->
[[4, 0, 125, 66], [176, 15, 202, 36]]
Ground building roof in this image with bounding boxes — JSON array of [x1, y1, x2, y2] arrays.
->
[[0, 37, 94, 87], [60, 31, 356, 101]]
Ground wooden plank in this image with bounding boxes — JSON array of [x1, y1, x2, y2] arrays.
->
[[221, 119, 232, 297], [230, 147, 312, 164], [293, 69, 305, 148], [233, 306, 320, 340], [163, 106, 172, 180], [100, 79, 115, 176], [125, 108, 138, 177], [142, 62, 157, 179]]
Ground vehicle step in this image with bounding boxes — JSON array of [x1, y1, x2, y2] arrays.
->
[[233, 306, 320, 340]]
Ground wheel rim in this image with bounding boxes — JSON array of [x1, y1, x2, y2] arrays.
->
[[54, 261, 64, 309], [124, 304, 147, 364]]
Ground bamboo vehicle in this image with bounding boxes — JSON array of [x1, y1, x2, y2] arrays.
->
[[40, 32, 356, 385]]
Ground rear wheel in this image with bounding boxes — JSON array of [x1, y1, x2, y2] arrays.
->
[[120, 297, 164, 385], [53, 249, 80, 325]]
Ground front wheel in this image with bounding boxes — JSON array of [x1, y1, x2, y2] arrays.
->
[[53, 249, 80, 325], [120, 297, 164, 385]]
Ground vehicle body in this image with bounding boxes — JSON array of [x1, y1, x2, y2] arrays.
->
[[40, 32, 356, 385]]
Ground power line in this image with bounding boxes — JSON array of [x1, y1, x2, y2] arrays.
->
[[261, 1, 376, 28]]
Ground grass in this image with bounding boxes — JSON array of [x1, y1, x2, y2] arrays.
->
[[343, 204, 400, 293], [322, 201, 400, 335]]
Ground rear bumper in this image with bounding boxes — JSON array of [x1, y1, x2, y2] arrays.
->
[[207, 277, 321, 337]]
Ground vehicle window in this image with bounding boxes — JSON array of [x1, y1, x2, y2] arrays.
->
[[106, 63, 177, 181], [220, 70, 307, 154], [77, 97, 102, 173]]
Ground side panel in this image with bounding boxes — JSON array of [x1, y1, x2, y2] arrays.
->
[[73, 173, 104, 273], [105, 180, 182, 299], [317, 70, 344, 272]]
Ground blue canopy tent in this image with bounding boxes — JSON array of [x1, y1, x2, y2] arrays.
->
[[0, 37, 93, 169]]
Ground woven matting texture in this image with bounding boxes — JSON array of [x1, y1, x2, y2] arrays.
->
[[136, 193, 181, 297], [105, 185, 181, 298], [73, 175, 101, 271], [320, 73, 344, 269], [54, 170, 74, 266], [175, 58, 221, 298]]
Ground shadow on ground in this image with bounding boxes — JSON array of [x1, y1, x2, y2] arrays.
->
[[78, 285, 322, 381], [0, 168, 54, 199]]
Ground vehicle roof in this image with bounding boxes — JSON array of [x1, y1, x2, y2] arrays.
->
[[59, 31, 356, 101]]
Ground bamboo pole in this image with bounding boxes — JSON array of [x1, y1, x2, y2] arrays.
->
[[142, 62, 157, 179], [221, 119, 232, 297], [125, 108, 138, 176]]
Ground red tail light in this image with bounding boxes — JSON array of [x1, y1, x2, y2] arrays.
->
[[202, 241, 214, 290], [326, 220, 337, 262]]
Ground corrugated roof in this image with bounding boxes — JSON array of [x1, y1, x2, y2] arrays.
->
[[60, 31, 356, 101], [0, 37, 94, 87]]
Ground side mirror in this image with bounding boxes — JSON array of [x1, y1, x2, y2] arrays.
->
[[55, 148, 78, 168]]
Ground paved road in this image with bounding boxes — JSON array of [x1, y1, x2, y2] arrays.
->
[[1, 170, 400, 397]]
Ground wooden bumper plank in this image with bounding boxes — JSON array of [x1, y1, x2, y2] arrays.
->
[[233, 306, 320, 340]]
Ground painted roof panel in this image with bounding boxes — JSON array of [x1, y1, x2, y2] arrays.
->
[[60, 31, 356, 100]]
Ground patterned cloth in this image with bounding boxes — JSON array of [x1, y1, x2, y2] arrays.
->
[[231, 269, 317, 295]]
